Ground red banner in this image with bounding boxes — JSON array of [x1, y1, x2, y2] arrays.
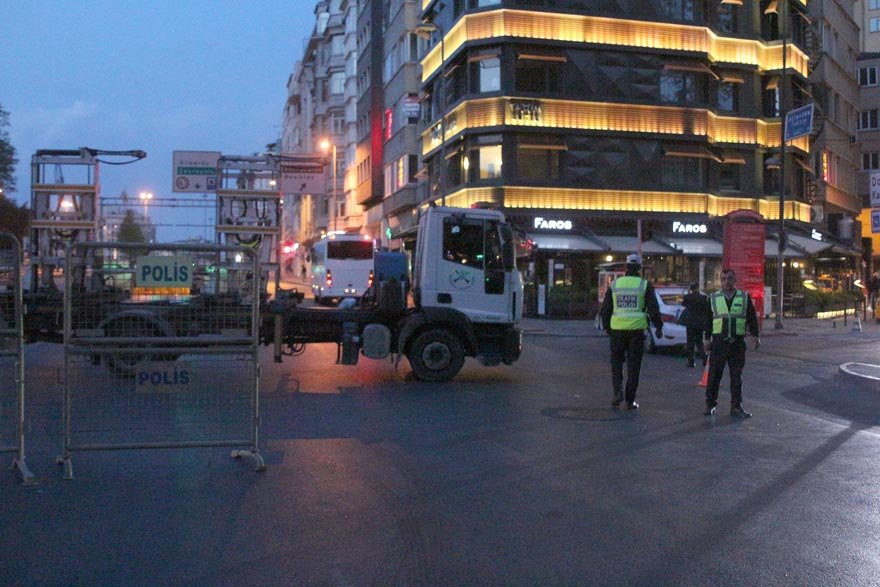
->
[[723, 210, 765, 328]]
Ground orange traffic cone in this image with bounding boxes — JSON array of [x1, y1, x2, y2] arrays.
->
[[698, 354, 710, 387]]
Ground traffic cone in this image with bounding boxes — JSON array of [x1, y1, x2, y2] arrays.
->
[[698, 354, 710, 387]]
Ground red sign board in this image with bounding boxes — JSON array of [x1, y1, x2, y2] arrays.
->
[[722, 210, 765, 328]]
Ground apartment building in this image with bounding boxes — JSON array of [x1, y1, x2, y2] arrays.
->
[[417, 0, 859, 294]]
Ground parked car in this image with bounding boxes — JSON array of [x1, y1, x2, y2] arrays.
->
[[644, 284, 689, 353]]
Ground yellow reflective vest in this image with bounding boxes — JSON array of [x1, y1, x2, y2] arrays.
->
[[610, 276, 648, 330], [710, 290, 747, 339]]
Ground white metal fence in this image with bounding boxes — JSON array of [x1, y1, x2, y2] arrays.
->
[[59, 242, 265, 478], [0, 232, 34, 483]]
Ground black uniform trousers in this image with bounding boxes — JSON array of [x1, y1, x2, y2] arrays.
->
[[685, 327, 707, 366], [609, 329, 646, 403], [705, 337, 746, 408]]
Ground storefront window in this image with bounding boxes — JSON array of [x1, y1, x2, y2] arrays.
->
[[466, 144, 503, 180]]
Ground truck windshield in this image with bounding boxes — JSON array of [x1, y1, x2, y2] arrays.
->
[[327, 241, 373, 260]]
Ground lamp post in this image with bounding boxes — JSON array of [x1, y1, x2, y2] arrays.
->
[[416, 13, 446, 206], [774, 13, 789, 330], [320, 140, 337, 232], [138, 191, 153, 222]]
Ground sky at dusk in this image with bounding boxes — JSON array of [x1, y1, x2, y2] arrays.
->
[[1, 1, 315, 241]]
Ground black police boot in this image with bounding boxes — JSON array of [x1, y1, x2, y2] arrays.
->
[[730, 405, 752, 418], [703, 403, 716, 416], [624, 401, 639, 411]]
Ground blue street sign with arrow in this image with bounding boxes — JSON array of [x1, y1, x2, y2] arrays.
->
[[784, 103, 814, 142]]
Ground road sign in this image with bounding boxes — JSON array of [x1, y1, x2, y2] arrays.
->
[[279, 153, 326, 196], [784, 103, 814, 142], [173, 151, 221, 193], [872, 209, 880, 234], [870, 171, 880, 208]]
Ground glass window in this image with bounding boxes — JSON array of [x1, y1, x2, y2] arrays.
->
[[658, 0, 702, 22], [661, 158, 706, 191], [330, 72, 345, 95], [515, 59, 561, 93], [475, 57, 500, 93], [477, 145, 502, 179], [860, 110, 879, 130], [871, 18, 880, 33], [717, 5, 737, 33], [863, 153, 880, 170], [859, 67, 878, 87], [660, 71, 704, 105], [443, 218, 484, 267], [870, 0, 880, 9], [717, 82, 738, 112], [327, 241, 373, 261], [720, 164, 741, 191]]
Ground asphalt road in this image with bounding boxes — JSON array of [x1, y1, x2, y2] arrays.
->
[[2, 315, 880, 586]]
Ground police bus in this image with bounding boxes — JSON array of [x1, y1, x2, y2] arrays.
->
[[310, 232, 375, 305]]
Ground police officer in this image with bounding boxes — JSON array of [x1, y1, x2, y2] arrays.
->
[[704, 268, 760, 418], [600, 253, 663, 410]]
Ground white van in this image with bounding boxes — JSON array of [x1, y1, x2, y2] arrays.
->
[[310, 233, 375, 305]]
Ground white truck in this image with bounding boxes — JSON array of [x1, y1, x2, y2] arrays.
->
[[265, 206, 523, 382]]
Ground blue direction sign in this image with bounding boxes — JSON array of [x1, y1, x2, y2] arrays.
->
[[784, 103, 814, 142]]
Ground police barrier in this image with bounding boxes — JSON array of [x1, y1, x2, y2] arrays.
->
[[0, 232, 34, 483], [59, 242, 265, 478]]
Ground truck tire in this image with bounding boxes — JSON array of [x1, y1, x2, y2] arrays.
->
[[103, 317, 178, 378], [407, 328, 465, 382]]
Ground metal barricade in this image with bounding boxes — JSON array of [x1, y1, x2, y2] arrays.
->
[[59, 242, 265, 478], [0, 232, 34, 483]]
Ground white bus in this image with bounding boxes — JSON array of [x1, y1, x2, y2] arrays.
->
[[310, 233, 375, 305]]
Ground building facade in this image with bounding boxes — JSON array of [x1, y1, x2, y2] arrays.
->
[[416, 0, 861, 301]]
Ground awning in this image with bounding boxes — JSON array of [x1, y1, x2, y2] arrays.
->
[[663, 238, 723, 257], [787, 234, 832, 255], [598, 236, 676, 255], [527, 233, 604, 252], [718, 70, 746, 84], [765, 238, 805, 258], [720, 150, 747, 164], [662, 144, 722, 161], [663, 60, 719, 79]]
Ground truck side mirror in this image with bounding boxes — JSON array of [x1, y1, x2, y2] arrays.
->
[[500, 225, 515, 270]]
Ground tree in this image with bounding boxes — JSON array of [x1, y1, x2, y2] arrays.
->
[[0, 196, 29, 241], [0, 103, 17, 194], [117, 210, 146, 243]]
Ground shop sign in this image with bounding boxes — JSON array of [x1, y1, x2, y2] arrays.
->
[[722, 211, 765, 327], [533, 217, 572, 230], [672, 221, 707, 234], [811, 229, 823, 241]]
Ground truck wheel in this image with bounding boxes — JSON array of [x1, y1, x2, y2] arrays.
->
[[407, 329, 465, 382], [103, 318, 178, 378]]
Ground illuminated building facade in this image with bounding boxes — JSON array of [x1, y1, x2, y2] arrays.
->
[[417, 0, 848, 295]]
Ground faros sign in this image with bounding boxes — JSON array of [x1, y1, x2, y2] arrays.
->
[[534, 217, 573, 230], [672, 221, 707, 234]]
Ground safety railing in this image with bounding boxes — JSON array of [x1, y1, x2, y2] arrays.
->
[[0, 232, 34, 483], [58, 242, 265, 478]]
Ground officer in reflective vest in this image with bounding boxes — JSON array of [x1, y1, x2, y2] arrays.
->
[[704, 268, 760, 418], [600, 253, 663, 410]]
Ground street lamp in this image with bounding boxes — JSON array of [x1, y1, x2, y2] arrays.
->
[[773, 13, 790, 331], [139, 191, 153, 222], [416, 14, 446, 206], [319, 139, 337, 232]]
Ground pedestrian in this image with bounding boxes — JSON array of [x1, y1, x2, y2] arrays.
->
[[600, 253, 664, 410], [681, 282, 711, 368], [704, 268, 761, 418], [869, 272, 879, 313]]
